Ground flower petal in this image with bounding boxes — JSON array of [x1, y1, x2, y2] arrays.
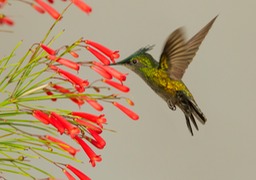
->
[[35, 0, 61, 19], [102, 79, 129, 92], [112, 102, 139, 120], [66, 164, 91, 180]]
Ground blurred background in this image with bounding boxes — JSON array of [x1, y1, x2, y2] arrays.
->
[[1, 0, 256, 179]]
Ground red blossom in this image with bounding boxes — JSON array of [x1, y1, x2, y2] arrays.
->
[[112, 102, 139, 120], [69, 96, 85, 107], [75, 118, 103, 134], [72, 0, 92, 14], [50, 65, 89, 92], [83, 96, 103, 111], [51, 112, 80, 138], [52, 84, 85, 107], [40, 44, 56, 55], [0, 15, 14, 26], [86, 46, 110, 65], [85, 136, 102, 149], [48, 115, 66, 134], [35, 0, 61, 20], [63, 169, 76, 180], [87, 129, 106, 149], [71, 111, 106, 127], [32, 4, 45, 14], [102, 79, 129, 92], [33, 110, 50, 125], [33, 110, 66, 134], [66, 164, 91, 180], [74, 136, 102, 167], [93, 61, 127, 81], [47, 55, 80, 71], [52, 84, 70, 93], [91, 65, 112, 79], [85, 40, 120, 62], [45, 135, 79, 156]]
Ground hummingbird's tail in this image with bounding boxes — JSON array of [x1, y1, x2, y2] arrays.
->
[[175, 91, 207, 136]]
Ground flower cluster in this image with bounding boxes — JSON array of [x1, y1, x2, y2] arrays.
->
[[0, 1, 139, 179], [27, 38, 138, 179]]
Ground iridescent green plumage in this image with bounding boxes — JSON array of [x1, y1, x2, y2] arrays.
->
[[113, 16, 217, 135]]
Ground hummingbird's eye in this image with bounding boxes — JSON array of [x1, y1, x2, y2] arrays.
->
[[131, 59, 138, 65]]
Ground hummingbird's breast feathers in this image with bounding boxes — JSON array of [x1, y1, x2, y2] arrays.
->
[[141, 67, 191, 100]]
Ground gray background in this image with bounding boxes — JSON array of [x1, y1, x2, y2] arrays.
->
[[1, 0, 256, 179]]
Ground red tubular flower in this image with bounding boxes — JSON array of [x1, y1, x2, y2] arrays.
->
[[84, 136, 101, 149], [47, 0, 54, 3], [45, 135, 79, 156], [91, 65, 112, 79], [69, 96, 85, 107], [47, 55, 80, 71], [74, 136, 102, 167], [52, 84, 70, 93], [83, 96, 103, 111], [50, 65, 89, 92], [71, 111, 107, 127], [112, 102, 139, 120], [85, 40, 120, 63], [35, 0, 61, 20], [72, 0, 92, 14], [52, 84, 85, 107], [93, 61, 127, 81], [0, 15, 14, 26], [63, 169, 76, 180], [87, 129, 106, 149], [51, 112, 80, 138], [75, 118, 103, 134], [32, 4, 45, 14], [40, 44, 56, 55], [33, 111, 66, 134], [66, 164, 91, 180], [86, 46, 110, 65], [33, 110, 50, 125], [43, 88, 57, 101], [102, 79, 129, 92], [102, 65, 126, 81], [48, 115, 65, 134]]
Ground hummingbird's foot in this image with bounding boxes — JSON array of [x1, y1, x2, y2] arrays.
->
[[167, 99, 176, 111]]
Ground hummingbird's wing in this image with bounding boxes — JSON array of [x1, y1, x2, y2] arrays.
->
[[158, 28, 188, 80], [185, 16, 218, 65], [159, 16, 217, 80]]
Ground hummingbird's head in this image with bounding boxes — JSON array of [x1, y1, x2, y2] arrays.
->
[[111, 45, 157, 74]]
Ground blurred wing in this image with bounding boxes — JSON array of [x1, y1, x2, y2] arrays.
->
[[159, 28, 189, 80], [159, 16, 217, 80], [186, 15, 218, 64]]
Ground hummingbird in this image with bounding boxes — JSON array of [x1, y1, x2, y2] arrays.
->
[[112, 16, 217, 135]]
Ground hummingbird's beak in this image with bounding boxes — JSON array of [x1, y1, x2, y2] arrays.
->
[[109, 57, 130, 66]]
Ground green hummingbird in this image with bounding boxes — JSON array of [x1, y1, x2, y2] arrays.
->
[[112, 16, 217, 135]]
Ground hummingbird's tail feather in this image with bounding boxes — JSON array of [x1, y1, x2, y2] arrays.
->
[[189, 99, 207, 124], [185, 115, 193, 136], [176, 91, 206, 135], [189, 113, 199, 131], [185, 114, 199, 136]]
